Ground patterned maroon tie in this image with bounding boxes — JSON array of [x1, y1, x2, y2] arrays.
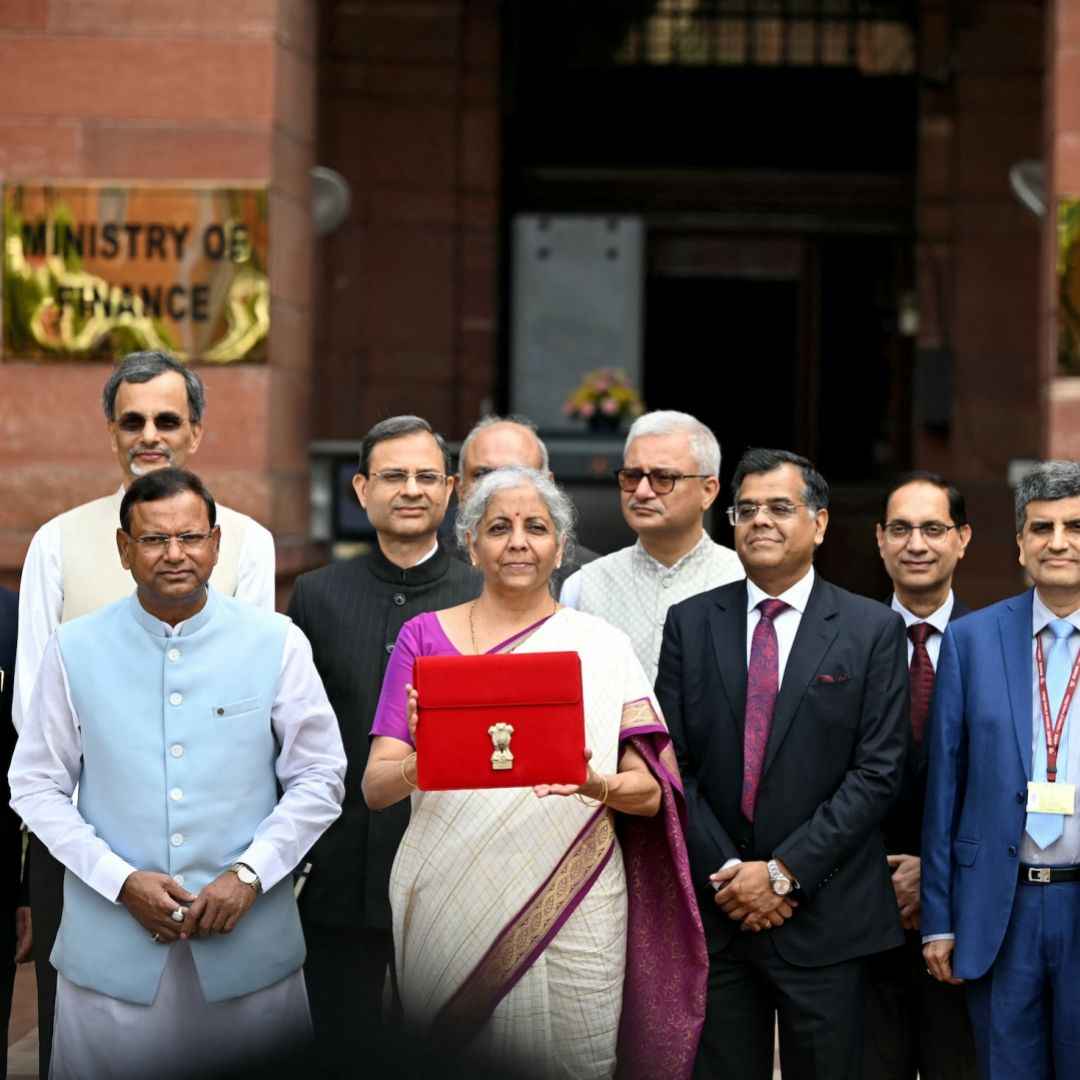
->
[[908, 622, 935, 748], [741, 598, 790, 821]]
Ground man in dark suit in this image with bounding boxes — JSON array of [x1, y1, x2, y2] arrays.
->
[[657, 447, 908, 1080], [863, 472, 977, 1080], [922, 459, 1080, 1078], [0, 589, 32, 1080], [287, 416, 480, 1069]]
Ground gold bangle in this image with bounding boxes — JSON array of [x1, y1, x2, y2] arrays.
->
[[401, 752, 417, 790], [574, 773, 609, 808]]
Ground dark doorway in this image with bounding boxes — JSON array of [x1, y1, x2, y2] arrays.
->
[[645, 275, 799, 545]]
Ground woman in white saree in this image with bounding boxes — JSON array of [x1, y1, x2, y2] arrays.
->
[[362, 467, 706, 1079]]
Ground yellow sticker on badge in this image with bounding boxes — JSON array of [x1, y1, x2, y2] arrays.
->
[[1027, 781, 1077, 815]]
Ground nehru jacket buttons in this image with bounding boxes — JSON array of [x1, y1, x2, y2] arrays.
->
[[172, 874, 185, 887], [167, 648, 181, 662], [1008, 845, 1018, 857], [170, 833, 184, 847], [385, 642, 395, 654], [393, 593, 406, 606], [661, 579, 672, 589], [170, 788, 183, 801], [1016, 792, 1025, 803], [170, 744, 184, 758], [169, 692, 182, 706]]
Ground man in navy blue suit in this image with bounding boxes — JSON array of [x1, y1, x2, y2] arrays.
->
[[922, 459, 1080, 1079]]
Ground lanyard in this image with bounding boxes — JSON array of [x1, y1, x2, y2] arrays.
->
[[1036, 633, 1080, 781]]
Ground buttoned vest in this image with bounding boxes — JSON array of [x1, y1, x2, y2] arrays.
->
[[58, 488, 245, 622], [52, 589, 305, 1004]]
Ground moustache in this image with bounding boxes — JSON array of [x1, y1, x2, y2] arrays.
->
[[628, 498, 664, 514], [128, 443, 174, 463]]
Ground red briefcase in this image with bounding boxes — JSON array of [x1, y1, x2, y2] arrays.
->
[[413, 651, 587, 791]]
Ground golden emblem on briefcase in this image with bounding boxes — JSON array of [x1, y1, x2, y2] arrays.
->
[[488, 722, 515, 771]]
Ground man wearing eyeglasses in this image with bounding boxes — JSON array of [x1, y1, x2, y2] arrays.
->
[[559, 410, 742, 681], [9, 466, 345, 1078], [455, 414, 599, 592], [863, 472, 977, 1080], [285, 415, 479, 1062], [12, 349, 275, 1076], [657, 447, 908, 1080]]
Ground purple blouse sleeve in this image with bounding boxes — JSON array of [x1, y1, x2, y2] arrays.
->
[[371, 615, 425, 744]]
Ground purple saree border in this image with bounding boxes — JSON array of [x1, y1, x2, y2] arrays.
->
[[430, 805, 615, 1043]]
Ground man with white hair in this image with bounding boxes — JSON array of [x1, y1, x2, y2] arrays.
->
[[560, 410, 742, 681]]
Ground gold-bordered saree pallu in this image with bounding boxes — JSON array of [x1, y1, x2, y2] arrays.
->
[[389, 610, 707, 1080]]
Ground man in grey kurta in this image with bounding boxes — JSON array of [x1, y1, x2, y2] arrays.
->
[[560, 410, 742, 681]]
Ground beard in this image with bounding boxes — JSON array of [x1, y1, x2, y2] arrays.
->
[[128, 443, 175, 477]]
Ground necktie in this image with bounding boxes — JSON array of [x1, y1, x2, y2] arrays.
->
[[742, 598, 789, 821], [908, 623, 935, 748], [1026, 619, 1076, 849]]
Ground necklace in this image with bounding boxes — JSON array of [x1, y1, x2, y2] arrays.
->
[[469, 596, 558, 655]]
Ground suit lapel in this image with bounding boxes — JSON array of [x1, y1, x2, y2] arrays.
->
[[764, 577, 838, 774], [708, 581, 749, 731], [999, 590, 1035, 778]]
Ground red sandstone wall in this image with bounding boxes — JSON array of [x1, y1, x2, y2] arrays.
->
[[314, 0, 499, 441], [1046, 0, 1080, 461], [915, 0, 1044, 606], [0, 0, 318, 589]]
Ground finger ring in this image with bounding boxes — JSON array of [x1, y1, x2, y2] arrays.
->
[[151, 932, 161, 943], [170, 908, 185, 922]]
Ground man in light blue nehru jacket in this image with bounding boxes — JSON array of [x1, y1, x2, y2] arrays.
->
[[10, 468, 346, 1080]]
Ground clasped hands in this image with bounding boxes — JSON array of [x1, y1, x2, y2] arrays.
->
[[119, 868, 256, 944], [711, 860, 798, 933]]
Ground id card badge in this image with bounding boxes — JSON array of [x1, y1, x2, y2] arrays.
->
[[1027, 781, 1077, 815]]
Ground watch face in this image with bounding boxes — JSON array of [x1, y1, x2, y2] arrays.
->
[[235, 864, 257, 885], [772, 878, 792, 896]]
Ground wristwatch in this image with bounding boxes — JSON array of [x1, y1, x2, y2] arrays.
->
[[231, 862, 262, 895], [767, 858, 792, 897]]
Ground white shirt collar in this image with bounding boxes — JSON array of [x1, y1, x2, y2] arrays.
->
[[746, 565, 816, 615], [1032, 590, 1080, 637], [414, 539, 439, 567], [891, 591, 954, 635]]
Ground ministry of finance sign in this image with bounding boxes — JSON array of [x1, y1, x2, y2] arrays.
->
[[2, 185, 269, 362]]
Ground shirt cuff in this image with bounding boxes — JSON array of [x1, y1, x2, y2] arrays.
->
[[89, 851, 140, 904], [237, 840, 288, 894], [921, 933, 955, 944]]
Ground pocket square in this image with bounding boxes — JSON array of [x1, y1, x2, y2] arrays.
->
[[817, 673, 850, 684]]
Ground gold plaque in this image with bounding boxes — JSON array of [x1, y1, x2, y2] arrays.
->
[[3, 184, 269, 363], [488, 722, 515, 771]]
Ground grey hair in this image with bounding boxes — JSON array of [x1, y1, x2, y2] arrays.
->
[[458, 414, 550, 474], [624, 410, 721, 477], [358, 415, 451, 475], [455, 465, 576, 560], [1015, 460, 1080, 532], [102, 351, 206, 422]]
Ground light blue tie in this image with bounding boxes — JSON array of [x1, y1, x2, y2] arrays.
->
[[1026, 618, 1076, 849]]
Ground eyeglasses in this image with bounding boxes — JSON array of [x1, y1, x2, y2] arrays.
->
[[127, 530, 217, 552], [369, 470, 447, 488], [614, 469, 710, 495], [881, 521, 959, 542], [115, 411, 188, 432], [726, 502, 810, 526]]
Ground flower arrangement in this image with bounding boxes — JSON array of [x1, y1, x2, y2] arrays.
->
[[563, 368, 645, 424]]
